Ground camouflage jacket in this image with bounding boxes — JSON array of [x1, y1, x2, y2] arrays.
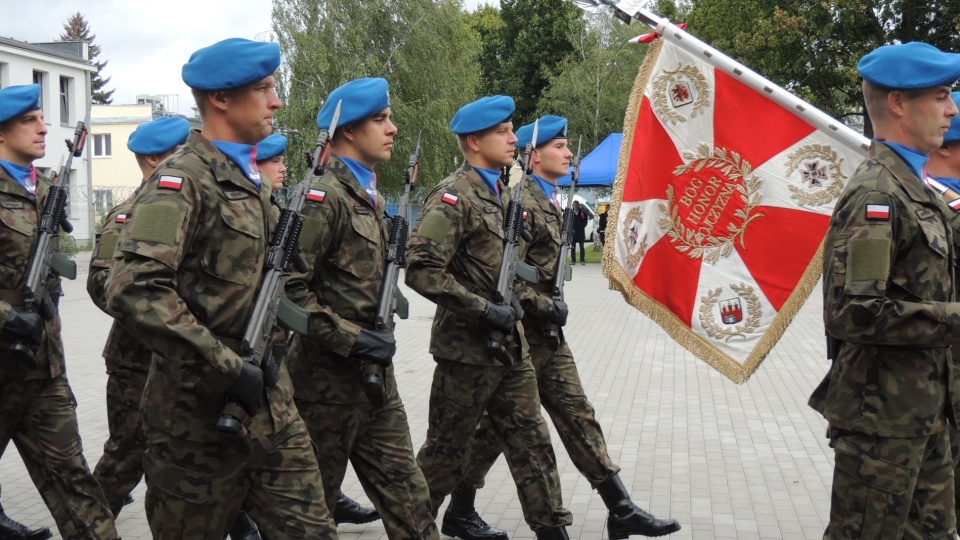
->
[[285, 156, 394, 403], [88, 188, 151, 373], [0, 170, 65, 381], [405, 162, 527, 365], [105, 131, 298, 442], [515, 175, 566, 339], [810, 141, 960, 438]]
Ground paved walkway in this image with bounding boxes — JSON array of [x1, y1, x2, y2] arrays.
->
[[0, 253, 834, 539]]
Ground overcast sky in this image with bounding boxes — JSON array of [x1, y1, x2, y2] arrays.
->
[[1, 0, 499, 115]]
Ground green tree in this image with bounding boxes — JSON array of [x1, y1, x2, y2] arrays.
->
[[272, 0, 480, 194], [685, 0, 960, 136], [466, 5, 506, 97], [499, 0, 584, 120], [60, 12, 114, 104], [537, 11, 648, 149]]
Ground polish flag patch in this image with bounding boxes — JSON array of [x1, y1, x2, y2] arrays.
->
[[115, 214, 128, 223], [306, 189, 326, 202], [158, 175, 183, 191], [949, 199, 960, 212], [865, 204, 890, 220], [441, 192, 458, 205]]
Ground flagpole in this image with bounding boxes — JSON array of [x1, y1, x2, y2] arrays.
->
[[626, 6, 870, 153]]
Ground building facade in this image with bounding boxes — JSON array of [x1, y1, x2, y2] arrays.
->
[[90, 104, 153, 220], [0, 37, 96, 245]]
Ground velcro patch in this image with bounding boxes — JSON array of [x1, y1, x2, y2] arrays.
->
[[865, 204, 889, 220], [99, 233, 120, 260], [129, 204, 182, 246], [441, 192, 458, 205], [307, 189, 325, 202], [419, 212, 451, 244], [224, 190, 249, 200], [158, 175, 184, 191], [115, 214, 128, 223]]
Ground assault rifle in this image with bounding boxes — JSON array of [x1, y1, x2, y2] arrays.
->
[[486, 121, 539, 365], [543, 136, 582, 351], [10, 120, 83, 366], [216, 101, 342, 436], [364, 131, 421, 407]]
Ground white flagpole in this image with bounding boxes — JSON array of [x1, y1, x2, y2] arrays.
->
[[616, 3, 870, 153]]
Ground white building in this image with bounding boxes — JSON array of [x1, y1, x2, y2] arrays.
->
[[0, 36, 96, 245]]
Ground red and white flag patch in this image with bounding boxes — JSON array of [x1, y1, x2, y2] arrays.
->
[[115, 214, 128, 223], [441, 192, 459, 205], [949, 199, 960, 211], [306, 189, 325, 202], [158, 175, 183, 191], [865, 204, 890, 220]]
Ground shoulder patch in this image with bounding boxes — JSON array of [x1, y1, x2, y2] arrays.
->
[[307, 189, 326, 202], [441, 192, 459, 205], [115, 213, 128, 223], [949, 199, 960, 212], [865, 204, 889, 220], [158, 175, 184, 191]]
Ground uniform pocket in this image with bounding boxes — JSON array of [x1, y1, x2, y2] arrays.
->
[[833, 436, 912, 539], [143, 445, 214, 504], [916, 208, 949, 259], [200, 202, 263, 286], [334, 213, 381, 278]]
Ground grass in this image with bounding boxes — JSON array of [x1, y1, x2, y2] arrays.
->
[[569, 242, 605, 264]]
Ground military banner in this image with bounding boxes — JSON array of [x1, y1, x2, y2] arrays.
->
[[603, 15, 869, 383]]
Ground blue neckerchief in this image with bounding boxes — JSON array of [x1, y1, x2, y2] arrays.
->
[[475, 167, 502, 203], [533, 174, 558, 205], [879, 140, 928, 180], [0, 160, 36, 195], [339, 156, 378, 206], [212, 141, 261, 186], [932, 175, 960, 193]]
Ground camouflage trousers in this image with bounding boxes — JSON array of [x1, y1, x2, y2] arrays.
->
[[141, 415, 338, 540], [417, 357, 573, 532], [0, 375, 118, 539], [93, 366, 149, 517], [296, 369, 439, 540], [458, 334, 619, 490], [825, 428, 955, 539]]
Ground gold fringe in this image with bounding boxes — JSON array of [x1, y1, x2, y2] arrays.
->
[[601, 37, 825, 384]]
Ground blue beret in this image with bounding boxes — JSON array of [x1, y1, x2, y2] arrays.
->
[[515, 115, 568, 149], [182, 38, 281, 91], [858, 42, 960, 90], [127, 116, 190, 155], [945, 92, 960, 144], [256, 134, 288, 161], [0, 85, 41, 124], [316, 78, 390, 130], [450, 95, 515, 135]]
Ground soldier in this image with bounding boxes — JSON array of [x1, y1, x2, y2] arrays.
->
[[809, 42, 960, 539], [255, 126, 381, 528], [0, 495, 50, 539], [88, 115, 190, 518], [404, 96, 573, 540], [926, 92, 960, 519], [284, 77, 435, 538], [444, 116, 680, 540], [256, 133, 288, 192], [0, 84, 118, 538], [105, 38, 339, 539]]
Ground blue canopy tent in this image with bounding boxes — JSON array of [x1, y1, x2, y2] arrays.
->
[[557, 132, 622, 187]]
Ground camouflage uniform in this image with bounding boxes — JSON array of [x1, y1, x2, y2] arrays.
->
[[810, 141, 960, 539], [405, 163, 573, 532], [0, 169, 118, 539], [105, 131, 338, 539], [285, 156, 438, 539], [457, 175, 619, 490], [88, 189, 151, 517]]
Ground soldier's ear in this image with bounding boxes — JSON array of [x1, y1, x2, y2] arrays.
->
[[886, 91, 907, 118], [207, 91, 230, 113]]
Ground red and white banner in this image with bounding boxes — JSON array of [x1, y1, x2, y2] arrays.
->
[[603, 27, 868, 382]]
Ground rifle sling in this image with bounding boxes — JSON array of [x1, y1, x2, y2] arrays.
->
[[0, 288, 25, 307]]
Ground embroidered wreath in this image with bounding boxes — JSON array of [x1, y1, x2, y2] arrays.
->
[[785, 143, 846, 207], [698, 283, 763, 342], [651, 62, 711, 125]]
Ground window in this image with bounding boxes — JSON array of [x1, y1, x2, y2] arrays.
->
[[92, 134, 112, 158], [32, 71, 45, 111], [59, 77, 71, 125], [94, 189, 114, 215]]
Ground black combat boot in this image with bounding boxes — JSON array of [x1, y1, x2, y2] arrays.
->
[[441, 485, 509, 540], [0, 503, 52, 540], [534, 527, 570, 539], [229, 512, 262, 540], [333, 490, 380, 525], [597, 475, 681, 538]]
